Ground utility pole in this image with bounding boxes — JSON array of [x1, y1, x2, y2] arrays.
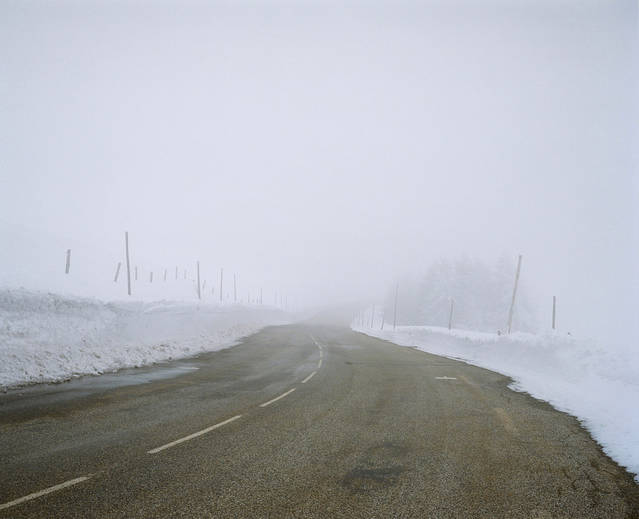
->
[[196, 261, 201, 300], [552, 296, 557, 330], [507, 254, 523, 334], [65, 249, 71, 274], [219, 268, 224, 302], [448, 299, 454, 330], [124, 232, 131, 296], [393, 283, 399, 331]]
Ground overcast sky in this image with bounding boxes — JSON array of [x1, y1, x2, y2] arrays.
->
[[1, 1, 637, 347]]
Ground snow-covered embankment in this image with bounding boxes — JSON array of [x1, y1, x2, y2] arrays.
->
[[354, 324, 639, 482], [0, 289, 290, 389]]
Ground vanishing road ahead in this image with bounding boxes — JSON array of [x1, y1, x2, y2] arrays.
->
[[1, 322, 638, 518]]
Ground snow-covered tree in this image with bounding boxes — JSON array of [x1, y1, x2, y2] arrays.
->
[[388, 255, 538, 332]]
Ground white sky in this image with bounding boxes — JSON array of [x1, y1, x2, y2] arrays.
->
[[1, 1, 637, 348]]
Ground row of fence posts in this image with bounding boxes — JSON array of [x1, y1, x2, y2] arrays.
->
[[355, 254, 559, 334], [63, 231, 287, 308]]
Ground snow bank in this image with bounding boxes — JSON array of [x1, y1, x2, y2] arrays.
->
[[0, 289, 290, 389], [354, 323, 639, 482]]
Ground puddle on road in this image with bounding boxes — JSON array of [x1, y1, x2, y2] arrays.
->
[[0, 363, 201, 411]]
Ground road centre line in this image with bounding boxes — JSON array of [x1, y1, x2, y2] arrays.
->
[[318, 358, 322, 369], [301, 371, 316, 384], [435, 376, 457, 380], [259, 388, 296, 408], [147, 415, 242, 454], [310, 335, 322, 350], [0, 476, 91, 511]]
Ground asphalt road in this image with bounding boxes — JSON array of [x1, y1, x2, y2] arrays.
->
[[1, 323, 638, 518]]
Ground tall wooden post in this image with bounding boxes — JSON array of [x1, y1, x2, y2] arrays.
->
[[380, 308, 385, 331], [370, 304, 375, 328], [124, 232, 131, 296], [233, 274, 237, 302], [135, 266, 138, 281], [219, 268, 224, 302], [150, 271, 153, 283], [114, 262, 122, 282], [507, 254, 523, 334], [448, 299, 454, 330], [65, 249, 71, 274], [552, 296, 557, 330], [393, 283, 399, 331], [196, 261, 201, 300]]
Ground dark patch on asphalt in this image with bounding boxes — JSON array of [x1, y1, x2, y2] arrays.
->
[[342, 465, 405, 493], [341, 441, 410, 493]]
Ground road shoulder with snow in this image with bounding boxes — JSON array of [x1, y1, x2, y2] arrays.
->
[[355, 324, 639, 485]]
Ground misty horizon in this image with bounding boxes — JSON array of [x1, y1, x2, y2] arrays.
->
[[1, 0, 637, 350]]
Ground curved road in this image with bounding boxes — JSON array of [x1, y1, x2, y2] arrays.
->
[[1, 324, 638, 517]]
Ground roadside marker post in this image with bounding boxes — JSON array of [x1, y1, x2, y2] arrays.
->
[[507, 254, 523, 334], [124, 232, 131, 296], [393, 283, 399, 331]]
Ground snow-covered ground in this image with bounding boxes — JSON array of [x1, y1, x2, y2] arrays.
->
[[0, 289, 291, 390], [353, 323, 639, 482]]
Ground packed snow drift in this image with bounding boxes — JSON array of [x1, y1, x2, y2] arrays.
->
[[353, 323, 639, 482], [0, 289, 290, 390]]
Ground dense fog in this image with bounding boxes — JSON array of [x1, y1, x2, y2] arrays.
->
[[1, 1, 637, 349]]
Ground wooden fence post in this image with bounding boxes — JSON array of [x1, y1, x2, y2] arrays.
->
[[124, 232, 131, 296], [507, 255, 523, 334], [448, 299, 454, 330], [393, 283, 399, 331], [219, 268, 224, 302], [197, 261, 201, 300], [65, 249, 71, 274]]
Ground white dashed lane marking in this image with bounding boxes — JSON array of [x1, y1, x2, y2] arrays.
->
[[147, 415, 242, 454], [302, 371, 317, 384], [0, 476, 92, 511], [259, 388, 296, 408]]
